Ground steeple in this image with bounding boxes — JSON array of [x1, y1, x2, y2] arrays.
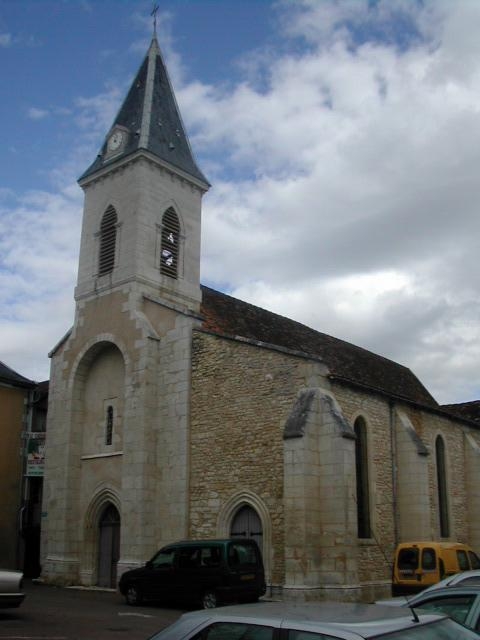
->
[[79, 35, 209, 187]]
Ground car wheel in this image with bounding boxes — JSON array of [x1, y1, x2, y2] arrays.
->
[[125, 584, 142, 606], [202, 590, 217, 609]]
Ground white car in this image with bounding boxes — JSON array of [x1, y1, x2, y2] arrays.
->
[[0, 570, 25, 608], [377, 569, 480, 606], [148, 601, 479, 639], [420, 569, 480, 594]]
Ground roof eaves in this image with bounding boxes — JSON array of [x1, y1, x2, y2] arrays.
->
[[195, 325, 328, 365], [330, 373, 480, 428]]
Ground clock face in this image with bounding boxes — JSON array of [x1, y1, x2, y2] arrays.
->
[[108, 131, 124, 152]]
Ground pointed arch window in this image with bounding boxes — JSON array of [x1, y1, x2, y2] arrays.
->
[[354, 416, 371, 539], [98, 206, 117, 276], [160, 207, 180, 278], [436, 435, 450, 538]]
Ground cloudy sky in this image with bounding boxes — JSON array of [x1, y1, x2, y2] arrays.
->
[[1, 0, 480, 405]]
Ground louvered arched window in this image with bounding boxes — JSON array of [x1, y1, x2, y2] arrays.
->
[[354, 416, 371, 539], [436, 435, 450, 537], [160, 208, 180, 278], [98, 206, 117, 276]]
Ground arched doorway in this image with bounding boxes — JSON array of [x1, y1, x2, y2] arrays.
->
[[230, 505, 263, 551], [97, 503, 120, 588]]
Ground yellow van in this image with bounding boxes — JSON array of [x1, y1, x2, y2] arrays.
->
[[392, 541, 480, 595]]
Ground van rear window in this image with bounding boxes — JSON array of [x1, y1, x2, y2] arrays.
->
[[228, 543, 258, 568], [422, 548, 436, 570], [457, 550, 469, 571], [398, 548, 419, 571]]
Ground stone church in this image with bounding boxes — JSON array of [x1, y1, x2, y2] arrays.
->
[[41, 34, 480, 601]]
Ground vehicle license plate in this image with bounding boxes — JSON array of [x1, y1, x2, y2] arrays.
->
[[241, 574, 254, 581]]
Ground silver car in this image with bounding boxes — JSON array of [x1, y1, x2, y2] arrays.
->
[[400, 585, 480, 632], [148, 601, 479, 639], [420, 569, 480, 594], [0, 570, 25, 608]]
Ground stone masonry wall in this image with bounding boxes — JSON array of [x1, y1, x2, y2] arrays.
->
[[189, 330, 324, 588], [412, 409, 469, 542], [331, 381, 475, 594], [331, 384, 395, 592]]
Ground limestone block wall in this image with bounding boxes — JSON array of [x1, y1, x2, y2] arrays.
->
[[153, 310, 202, 548], [330, 384, 477, 588], [395, 410, 430, 541], [465, 432, 480, 550], [189, 330, 326, 589], [283, 388, 359, 601], [42, 282, 193, 584], [418, 410, 469, 542], [394, 407, 469, 542], [330, 384, 395, 590]]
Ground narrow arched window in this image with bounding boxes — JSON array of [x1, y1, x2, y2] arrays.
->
[[436, 435, 450, 537], [354, 416, 371, 538], [105, 405, 113, 446], [98, 206, 117, 276], [160, 208, 180, 278]]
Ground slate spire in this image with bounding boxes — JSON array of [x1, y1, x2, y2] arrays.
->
[[80, 35, 209, 187]]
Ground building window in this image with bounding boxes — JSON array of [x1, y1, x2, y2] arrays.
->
[[436, 435, 450, 537], [98, 206, 117, 276], [354, 416, 371, 538], [160, 207, 180, 278], [105, 405, 113, 446]]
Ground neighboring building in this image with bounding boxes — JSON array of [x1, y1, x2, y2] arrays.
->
[[442, 401, 480, 425], [0, 361, 34, 570], [0, 361, 48, 576], [23, 379, 48, 577], [40, 34, 480, 601]]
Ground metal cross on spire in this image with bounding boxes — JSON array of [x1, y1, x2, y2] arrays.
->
[[151, 3, 159, 36]]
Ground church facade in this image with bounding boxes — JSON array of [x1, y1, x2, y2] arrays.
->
[[41, 35, 480, 601]]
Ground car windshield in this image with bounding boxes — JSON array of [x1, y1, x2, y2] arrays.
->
[[373, 617, 479, 639]]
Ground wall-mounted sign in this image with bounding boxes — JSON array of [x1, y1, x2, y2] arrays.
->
[[26, 433, 45, 477]]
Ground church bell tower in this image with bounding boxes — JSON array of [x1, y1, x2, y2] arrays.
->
[[76, 34, 209, 311], [41, 33, 209, 587]]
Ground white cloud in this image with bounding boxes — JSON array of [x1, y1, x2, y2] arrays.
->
[[27, 107, 49, 120], [0, 186, 82, 382], [183, 0, 480, 404], [4, 0, 480, 407]]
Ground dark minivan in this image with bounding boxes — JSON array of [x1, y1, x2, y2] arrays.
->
[[118, 538, 266, 609]]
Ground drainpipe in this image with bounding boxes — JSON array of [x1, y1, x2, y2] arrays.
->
[[17, 388, 34, 570], [389, 400, 399, 548]]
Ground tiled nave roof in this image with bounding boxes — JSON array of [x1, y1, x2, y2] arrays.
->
[[200, 286, 438, 409]]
